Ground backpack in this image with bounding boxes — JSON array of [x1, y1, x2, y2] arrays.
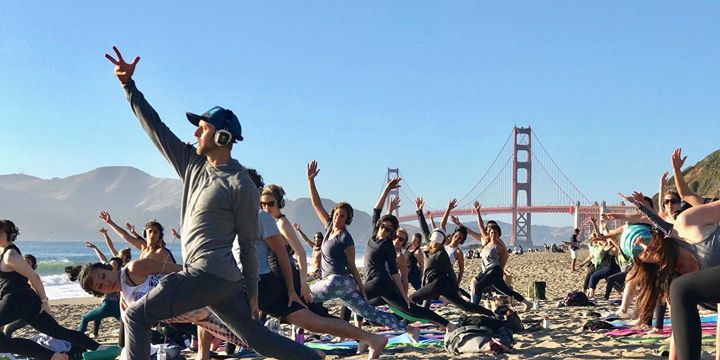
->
[[444, 325, 514, 355], [563, 291, 595, 307]]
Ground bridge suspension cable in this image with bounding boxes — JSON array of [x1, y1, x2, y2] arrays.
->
[[456, 129, 514, 206]]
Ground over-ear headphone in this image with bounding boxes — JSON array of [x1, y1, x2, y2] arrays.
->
[[264, 185, 286, 209], [214, 109, 235, 147], [331, 203, 354, 225]]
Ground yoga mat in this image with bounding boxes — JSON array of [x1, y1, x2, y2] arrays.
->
[[82, 346, 121, 360]]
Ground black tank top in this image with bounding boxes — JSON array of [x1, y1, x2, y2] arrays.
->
[[404, 249, 419, 270], [0, 245, 33, 298]]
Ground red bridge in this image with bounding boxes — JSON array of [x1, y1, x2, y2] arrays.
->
[[386, 127, 636, 247]]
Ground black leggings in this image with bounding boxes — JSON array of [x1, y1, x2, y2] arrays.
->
[[0, 293, 99, 359], [472, 266, 526, 303], [410, 276, 494, 317], [342, 275, 448, 326], [605, 271, 627, 300], [582, 264, 596, 291], [669, 265, 720, 360]]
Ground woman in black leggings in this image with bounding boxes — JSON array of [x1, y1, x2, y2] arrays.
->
[[343, 180, 453, 331], [0, 220, 99, 360], [408, 198, 495, 317]]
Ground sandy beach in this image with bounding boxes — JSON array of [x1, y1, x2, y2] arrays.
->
[[20, 252, 716, 359]]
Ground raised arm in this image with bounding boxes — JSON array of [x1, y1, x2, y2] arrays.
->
[[125, 222, 143, 240], [99, 227, 119, 257], [99, 211, 145, 251], [440, 198, 457, 231], [672, 148, 704, 206], [387, 197, 401, 216], [374, 178, 402, 213], [450, 215, 482, 240], [128, 258, 182, 281], [85, 241, 108, 263], [659, 171, 668, 212], [415, 197, 431, 240], [306, 161, 330, 226], [105, 46, 196, 179], [473, 201, 489, 241], [293, 223, 315, 249]]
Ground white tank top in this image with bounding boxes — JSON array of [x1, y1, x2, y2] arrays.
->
[[120, 267, 155, 308], [445, 245, 459, 265]]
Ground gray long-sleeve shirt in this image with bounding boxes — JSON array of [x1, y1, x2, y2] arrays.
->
[[122, 80, 260, 297]]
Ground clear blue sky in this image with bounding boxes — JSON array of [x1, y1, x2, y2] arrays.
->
[[1, 1, 719, 226]]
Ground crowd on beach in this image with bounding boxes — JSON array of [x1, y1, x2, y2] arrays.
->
[[0, 46, 718, 360]]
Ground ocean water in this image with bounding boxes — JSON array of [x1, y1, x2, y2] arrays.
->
[[21, 238, 367, 300], [18, 240, 184, 300]]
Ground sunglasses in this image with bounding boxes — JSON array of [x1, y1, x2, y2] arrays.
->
[[260, 201, 276, 208], [663, 198, 679, 205], [632, 236, 652, 257]]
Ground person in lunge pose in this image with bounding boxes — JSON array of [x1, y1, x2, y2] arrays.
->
[[305, 160, 418, 340], [0, 220, 99, 360], [105, 46, 322, 360]]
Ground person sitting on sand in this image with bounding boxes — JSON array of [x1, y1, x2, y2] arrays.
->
[[408, 197, 496, 317], [341, 179, 454, 334], [0, 220, 99, 360]]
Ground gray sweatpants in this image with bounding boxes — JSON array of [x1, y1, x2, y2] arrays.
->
[[124, 266, 321, 360]]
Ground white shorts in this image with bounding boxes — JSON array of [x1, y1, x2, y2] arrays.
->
[[570, 249, 577, 260]]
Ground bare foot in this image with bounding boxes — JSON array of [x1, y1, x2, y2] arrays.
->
[[406, 326, 420, 343], [367, 334, 388, 360], [50, 353, 69, 360]]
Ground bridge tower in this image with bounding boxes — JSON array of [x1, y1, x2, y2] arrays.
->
[[386, 168, 400, 217], [512, 127, 532, 248]]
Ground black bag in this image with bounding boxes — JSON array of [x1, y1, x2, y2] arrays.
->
[[563, 291, 595, 307]]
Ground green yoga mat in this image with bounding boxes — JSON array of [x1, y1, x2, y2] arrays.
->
[[386, 304, 431, 324], [656, 335, 716, 356], [82, 345, 122, 360]]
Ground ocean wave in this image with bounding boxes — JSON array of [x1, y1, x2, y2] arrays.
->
[[41, 274, 89, 300]]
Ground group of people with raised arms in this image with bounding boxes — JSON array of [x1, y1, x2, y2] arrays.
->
[[8, 44, 717, 360]]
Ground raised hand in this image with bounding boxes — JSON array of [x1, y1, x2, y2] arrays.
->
[[306, 160, 320, 180], [293, 223, 301, 231], [386, 177, 402, 190], [84, 242, 97, 249], [672, 148, 686, 171], [415, 197, 425, 211], [124, 222, 136, 233], [98, 227, 108, 234], [450, 215, 462, 226], [601, 213, 615, 220], [447, 198, 458, 211], [660, 171, 669, 185], [104, 46, 140, 84], [388, 197, 401, 213], [99, 210, 112, 224], [473, 201, 482, 214]]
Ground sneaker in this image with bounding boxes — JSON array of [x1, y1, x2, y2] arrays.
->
[[264, 318, 281, 335]]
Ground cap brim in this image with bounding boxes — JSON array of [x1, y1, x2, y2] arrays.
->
[[186, 112, 206, 127]]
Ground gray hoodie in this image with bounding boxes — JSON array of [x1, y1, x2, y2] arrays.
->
[[122, 80, 260, 297]]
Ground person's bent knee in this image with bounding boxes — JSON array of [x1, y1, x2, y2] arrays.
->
[[670, 275, 696, 304]]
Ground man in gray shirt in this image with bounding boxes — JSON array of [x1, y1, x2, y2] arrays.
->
[[105, 47, 322, 360]]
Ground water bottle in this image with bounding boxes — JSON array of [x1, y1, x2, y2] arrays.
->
[[293, 325, 305, 344], [157, 344, 167, 360]]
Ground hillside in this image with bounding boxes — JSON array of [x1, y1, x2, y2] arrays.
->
[[654, 149, 720, 205]]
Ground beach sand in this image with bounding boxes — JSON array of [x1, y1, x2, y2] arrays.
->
[[19, 252, 717, 359]]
